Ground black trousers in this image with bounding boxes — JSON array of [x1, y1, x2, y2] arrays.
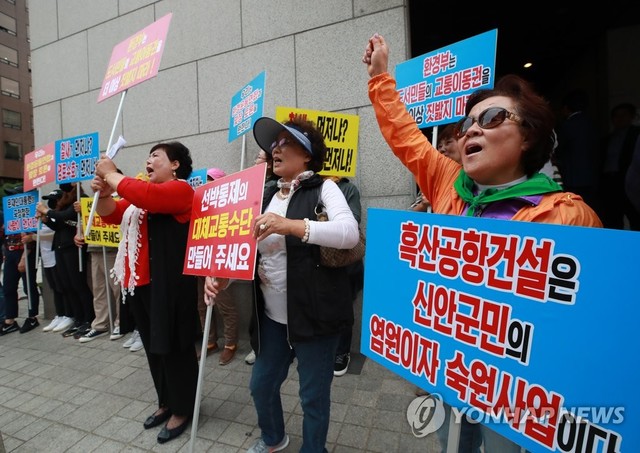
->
[[128, 284, 198, 416], [54, 246, 94, 324], [43, 266, 66, 316]]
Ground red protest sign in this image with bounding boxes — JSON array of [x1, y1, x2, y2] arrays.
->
[[183, 163, 266, 280], [23, 142, 55, 191]]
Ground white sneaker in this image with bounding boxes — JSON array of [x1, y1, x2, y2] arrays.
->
[[52, 317, 75, 333], [122, 330, 138, 348], [43, 316, 62, 332], [247, 434, 289, 453], [245, 349, 256, 365], [109, 325, 123, 340], [129, 331, 143, 352]]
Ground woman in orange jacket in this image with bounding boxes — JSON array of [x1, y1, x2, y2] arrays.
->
[[363, 33, 601, 453], [363, 33, 601, 228]]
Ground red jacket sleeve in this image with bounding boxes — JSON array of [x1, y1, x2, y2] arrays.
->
[[115, 177, 193, 223]]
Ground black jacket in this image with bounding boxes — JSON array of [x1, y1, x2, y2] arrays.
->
[[44, 204, 81, 251], [250, 174, 353, 352]]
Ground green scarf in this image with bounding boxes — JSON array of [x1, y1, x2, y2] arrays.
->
[[453, 170, 563, 217]]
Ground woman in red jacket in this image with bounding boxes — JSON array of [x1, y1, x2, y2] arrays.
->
[[92, 142, 199, 445]]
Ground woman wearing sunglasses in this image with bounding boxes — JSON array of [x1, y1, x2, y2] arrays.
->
[[205, 116, 359, 453], [363, 33, 601, 226], [363, 34, 601, 452]]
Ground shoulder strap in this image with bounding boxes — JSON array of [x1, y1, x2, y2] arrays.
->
[[314, 182, 327, 219]]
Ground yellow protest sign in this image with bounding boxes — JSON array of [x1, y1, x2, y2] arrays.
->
[[275, 107, 359, 177], [80, 197, 121, 247]]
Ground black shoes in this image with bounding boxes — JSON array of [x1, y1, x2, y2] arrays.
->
[[0, 321, 20, 336], [61, 325, 79, 338], [1, 318, 39, 335], [144, 408, 190, 444], [63, 322, 90, 338], [20, 317, 39, 333], [72, 322, 92, 339], [157, 417, 190, 444], [143, 409, 171, 429], [334, 352, 351, 377]]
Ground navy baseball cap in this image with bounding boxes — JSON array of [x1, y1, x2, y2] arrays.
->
[[253, 117, 313, 156]]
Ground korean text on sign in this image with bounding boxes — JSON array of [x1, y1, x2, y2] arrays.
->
[[184, 163, 266, 280]]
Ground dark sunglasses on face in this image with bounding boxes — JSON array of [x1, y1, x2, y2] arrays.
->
[[270, 137, 294, 153], [454, 107, 523, 138]]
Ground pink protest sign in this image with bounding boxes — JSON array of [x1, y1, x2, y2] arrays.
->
[[23, 142, 55, 191], [97, 13, 173, 102], [183, 163, 266, 280]]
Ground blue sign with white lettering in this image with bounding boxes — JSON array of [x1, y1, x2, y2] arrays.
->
[[228, 71, 265, 142], [395, 29, 497, 129], [55, 132, 100, 184], [2, 191, 38, 234], [187, 167, 208, 189]]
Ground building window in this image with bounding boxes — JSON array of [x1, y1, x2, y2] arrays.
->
[[0, 43, 18, 67], [1, 76, 19, 98], [0, 12, 17, 36], [4, 141, 22, 161], [2, 109, 21, 129]]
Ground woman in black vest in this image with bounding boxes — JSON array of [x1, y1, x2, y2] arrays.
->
[[205, 117, 359, 453]]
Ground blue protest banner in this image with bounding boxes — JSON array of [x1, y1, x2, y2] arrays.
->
[[2, 191, 39, 234], [228, 71, 265, 142], [55, 132, 100, 184], [395, 29, 497, 129], [362, 207, 636, 452], [187, 167, 208, 189]]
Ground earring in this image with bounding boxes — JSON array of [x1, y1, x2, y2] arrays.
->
[[172, 170, 177, 179]]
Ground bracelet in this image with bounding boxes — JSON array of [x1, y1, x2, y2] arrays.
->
[[301, 218, 310, 243]]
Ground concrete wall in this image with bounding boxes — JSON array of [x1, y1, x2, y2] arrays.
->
[[28, 0, 412, 350]]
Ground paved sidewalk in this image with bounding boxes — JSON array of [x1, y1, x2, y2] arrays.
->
[[0, 313, 441, 452]]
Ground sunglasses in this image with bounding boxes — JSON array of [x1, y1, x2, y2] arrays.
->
[[454, 107, 523, 138], [270, 137, 294, 153]]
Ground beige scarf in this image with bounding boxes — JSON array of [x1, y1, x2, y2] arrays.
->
[[111, 204, 145, 302]]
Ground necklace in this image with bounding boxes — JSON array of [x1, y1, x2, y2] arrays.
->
[[276, 188, 290, 200], [272, 189, 293, 216]]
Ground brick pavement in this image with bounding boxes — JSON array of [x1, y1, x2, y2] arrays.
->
[[0, 310, 442, 452]]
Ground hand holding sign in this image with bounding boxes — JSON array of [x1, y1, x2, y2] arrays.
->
[[84, 155, 121, 237], [202, 276, 230, 306], [95, 155, 118, 179]]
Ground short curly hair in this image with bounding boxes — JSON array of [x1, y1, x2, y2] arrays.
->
[[464, 74, 555, 177], [283, 117, 327, 173], [150, 141, 193, 180]]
